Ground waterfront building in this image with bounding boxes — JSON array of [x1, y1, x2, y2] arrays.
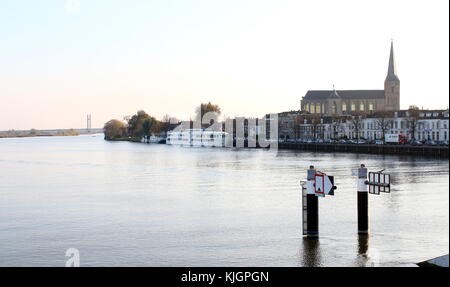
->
[[278, 110, 305, 141], [415, 110, 449, 141], [282, 109, 449, 142], [300, 41, 400, 116]]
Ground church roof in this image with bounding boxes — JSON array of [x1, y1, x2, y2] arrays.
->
[[329, 89, 340, 98], [303, 90, 385, 101]]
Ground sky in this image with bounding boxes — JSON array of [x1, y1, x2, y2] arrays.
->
[[0, 0, 448, 130]]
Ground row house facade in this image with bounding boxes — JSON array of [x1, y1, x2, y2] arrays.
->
[[278, 109, 449, 142]]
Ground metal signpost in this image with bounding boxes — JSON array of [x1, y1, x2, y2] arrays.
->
[[357, 165, 369, 234], [302, 164, 391, 238], [355, 164, 392, 234], [302, 166, 337, 238]]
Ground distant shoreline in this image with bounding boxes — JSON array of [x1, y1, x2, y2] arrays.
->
[[0, 128, 103, 139]]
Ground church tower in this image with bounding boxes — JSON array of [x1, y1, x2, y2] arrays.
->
[[384, 40, 400, 111]]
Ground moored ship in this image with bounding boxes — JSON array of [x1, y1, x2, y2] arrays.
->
[[166, 129, 229, 147]]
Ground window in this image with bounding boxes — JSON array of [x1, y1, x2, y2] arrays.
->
[[351, 103, 356, 111], [305, 104, 309, 112], [342, 103, 347, 112], [316, 104, 321, 114], [310, 103, 315, 113], [360, 103, 365, 111]]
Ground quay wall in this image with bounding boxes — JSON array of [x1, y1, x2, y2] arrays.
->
[[277, 142, 449, 158]]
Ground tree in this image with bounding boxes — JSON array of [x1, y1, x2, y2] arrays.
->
[[375, 111, 393, 143], [331, 116, 344, 140], [407, 106, 420, 141], [104, 120, 127, 140], [294, 115, 304, 141], [308, 114, 322, 140], [142, 118, 160, 135], [127, 110, 160, 137], [159, 114, 179, 136], [350, 114, 364, 142], [162, 114, 171, 123], [195, 102, 221, 124]]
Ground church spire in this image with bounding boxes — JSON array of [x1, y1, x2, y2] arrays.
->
[[386, 40, 399, 82]]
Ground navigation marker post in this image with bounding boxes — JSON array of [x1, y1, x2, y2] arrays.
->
[[355, 164, 392, 234], [357, 164, 369, 234], [306, 166, 319, 238], [303, 166, 337, 238]]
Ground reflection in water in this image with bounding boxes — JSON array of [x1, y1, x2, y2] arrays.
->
[[301, 238, 322, 267], [358, 234, 369, 255], [355, 234, 371, 267]]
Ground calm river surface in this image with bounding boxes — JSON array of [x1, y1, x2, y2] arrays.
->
[[0, 134, 448, 266]]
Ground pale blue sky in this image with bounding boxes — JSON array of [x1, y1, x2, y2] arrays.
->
[[0, 0, 449, 130]]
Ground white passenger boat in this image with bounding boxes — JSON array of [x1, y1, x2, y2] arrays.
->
[[166, 129, 228, 147]]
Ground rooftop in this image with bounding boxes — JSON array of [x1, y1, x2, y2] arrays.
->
[[302, 90, 385, 101]]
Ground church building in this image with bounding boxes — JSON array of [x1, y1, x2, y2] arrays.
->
[[300, 41, 400, 116]]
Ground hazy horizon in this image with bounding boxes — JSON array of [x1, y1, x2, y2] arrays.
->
[[1, 0, 449, 130]]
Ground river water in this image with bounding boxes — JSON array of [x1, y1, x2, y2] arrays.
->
[[0, 134, 448, 267]]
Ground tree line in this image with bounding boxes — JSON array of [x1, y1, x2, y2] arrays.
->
[[103, 103, 221, 141], [104, 111, 170, 141]]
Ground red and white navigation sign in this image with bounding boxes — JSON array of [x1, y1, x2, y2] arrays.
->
[[314, 173, 336, 197]]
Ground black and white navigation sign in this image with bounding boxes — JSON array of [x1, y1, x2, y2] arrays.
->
[[367, 172, 391, 195]]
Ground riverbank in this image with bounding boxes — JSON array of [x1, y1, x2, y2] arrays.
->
[[106, 136, 142, 142], [278, 142, 449, 158], [104, 135, 450, 158], [0, 129, 80, 138], [0, 128, 103, 139]]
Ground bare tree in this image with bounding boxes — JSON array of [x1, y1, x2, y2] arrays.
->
[[407, 106, 420, 141], [162, 114, 171, 123], [331, 116, 343, 140], [294, 115, 304, 141], [309, 115, 322, 141], [375, 111, 393, 143], [350, 114, 364, 143]]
